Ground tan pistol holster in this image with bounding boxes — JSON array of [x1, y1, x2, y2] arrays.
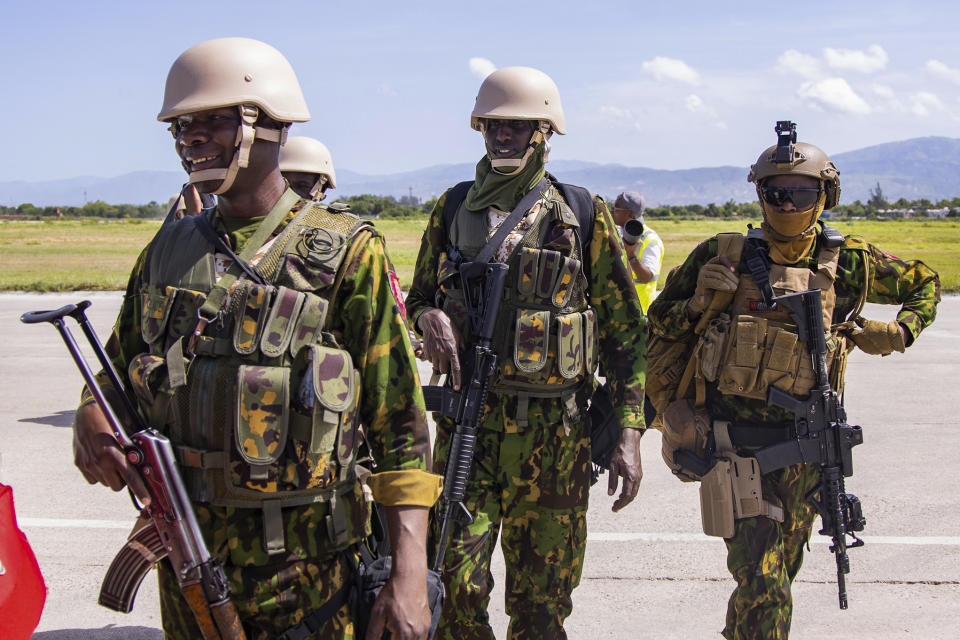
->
[[699, 421, 784, 538]]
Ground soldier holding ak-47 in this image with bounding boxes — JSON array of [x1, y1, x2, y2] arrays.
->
[[647, 121, 940, 639], [68, 37, 442, 639]]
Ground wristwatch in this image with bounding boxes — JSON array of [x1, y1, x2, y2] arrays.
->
[[629, 255, 640, 264]]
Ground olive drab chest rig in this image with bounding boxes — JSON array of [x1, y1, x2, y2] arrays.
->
[[438, 176, 597, 425], [127, 190, 373, 555]]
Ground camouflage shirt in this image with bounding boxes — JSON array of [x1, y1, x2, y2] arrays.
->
[[84, 200, 440, 565], [406, 181, 649, 429], [647, 224, 941, 425]]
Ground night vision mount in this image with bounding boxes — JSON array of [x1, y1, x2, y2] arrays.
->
[[774, 120, 797, 164]]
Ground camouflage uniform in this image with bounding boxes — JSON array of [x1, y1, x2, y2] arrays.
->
[[83, 192, 441, 639], [647, 224, 940, 639], [407, 183, 647, 639]]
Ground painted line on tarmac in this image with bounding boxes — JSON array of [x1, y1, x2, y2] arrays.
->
[[19, 518, 960, 546], [589, 532, 960, 545]]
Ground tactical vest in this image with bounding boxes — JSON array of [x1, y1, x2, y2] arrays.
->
[[695, 228, 853, 404], [438, 185, 597, 400], [127, 198, 372, 554]]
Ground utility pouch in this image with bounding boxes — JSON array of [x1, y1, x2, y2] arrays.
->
[[555, 312, 584, 379], [717, 316, 765, 398], [536, 249, 563, 300], [517, 247, 538, 297], [289, 292, 329, 357], [661, 398, 711, 482], [236, 365, 290, 471], [582, 309, 597, 375], [260, 286, 306, 359], [514, 309, 550, 373], [127, 353, 168, 411], [697, 313, 730, 382], [700, 460, 735, 538], [233, 282, 274, 355], [140, 285, 176, 345], [551, 257, 582, 308], [308, 344, 358, 459]]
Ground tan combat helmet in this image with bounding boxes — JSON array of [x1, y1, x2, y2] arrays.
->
[[279, 136, 336, 199], [747, 121, 841, 210], [158, 37, 310, 195], [470, 66, 565, 175]]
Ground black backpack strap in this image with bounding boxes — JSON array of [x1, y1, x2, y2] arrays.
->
[[551, 178, 596, 284], [441, 180, 475, 241]]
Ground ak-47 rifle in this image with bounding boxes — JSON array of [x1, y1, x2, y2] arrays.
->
[[752, 290, 867, 610], [21, 301, 246, 639], [422, 260, 508, 572]]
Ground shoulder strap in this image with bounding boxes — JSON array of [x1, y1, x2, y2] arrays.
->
[[441, 181, 474, 241], [552, 181, 595, 247]]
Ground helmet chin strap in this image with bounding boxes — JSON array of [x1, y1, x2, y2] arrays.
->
[[187, 105, 286, 195], [486, 121, 549, 176], [308, 176, 328, 200]]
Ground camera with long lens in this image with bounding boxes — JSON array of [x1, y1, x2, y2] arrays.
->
[[622, 219, 644, 245]]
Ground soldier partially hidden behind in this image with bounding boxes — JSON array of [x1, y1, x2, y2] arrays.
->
[[280, 135, 338, 201], [647, 122, 940, 639], [71, 37, 442, 639], [406, 66, 648, 639]]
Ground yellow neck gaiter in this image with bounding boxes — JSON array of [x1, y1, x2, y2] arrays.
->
[[760, 191, 825, 264]]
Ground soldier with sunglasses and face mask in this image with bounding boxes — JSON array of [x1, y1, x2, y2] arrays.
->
[[647, 122, 940, 639]]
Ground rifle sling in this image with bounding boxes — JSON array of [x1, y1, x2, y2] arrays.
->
[[473, 176, 549, 265]]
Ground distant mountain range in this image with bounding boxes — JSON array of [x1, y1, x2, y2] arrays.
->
[[4, 137, 959, 208]]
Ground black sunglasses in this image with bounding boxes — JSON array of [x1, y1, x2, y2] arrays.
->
[[761, 186, 822, 210]]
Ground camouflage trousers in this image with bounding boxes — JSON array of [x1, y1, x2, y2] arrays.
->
[[157, 547, 357, 639], [431, 394, 591, 640], [721, 462, 820, 640]]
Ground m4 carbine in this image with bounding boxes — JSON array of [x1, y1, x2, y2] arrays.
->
[[21, 301, 246, 640], [423, 261, 508, 572], [753, 289, 866, 610]]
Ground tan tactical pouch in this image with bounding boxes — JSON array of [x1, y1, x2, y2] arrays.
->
[[660, 398, 711, 482], [699, 421, 784, 538], [714, 317, 816, 401]]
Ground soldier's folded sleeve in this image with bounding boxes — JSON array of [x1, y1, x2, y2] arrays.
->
[[588, 197, 647, 430], [367, 469, 443, 507]]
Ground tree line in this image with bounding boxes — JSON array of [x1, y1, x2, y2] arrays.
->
[[4, 188, 960, 220]]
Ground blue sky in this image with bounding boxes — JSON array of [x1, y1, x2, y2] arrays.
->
[[4, 0, 960, 182]]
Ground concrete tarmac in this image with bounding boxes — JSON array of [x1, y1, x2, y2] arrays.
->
[[1, 292, 957, 639]]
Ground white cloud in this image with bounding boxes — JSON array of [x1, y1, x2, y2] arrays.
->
[[469, 57, 497, 80], [797, 77, 872, 115], [641, 56, 700, 85], [823, 45, 888, 73], [871, 84, 896, 99], [909, 92, 945, 117], [925, 59, 960, 85], [685, 94, 706, 113], [775, 49, 822, 79], [377, 83, 398, 97]]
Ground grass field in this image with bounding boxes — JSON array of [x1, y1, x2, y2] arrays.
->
[[2, 217, 957, 293]]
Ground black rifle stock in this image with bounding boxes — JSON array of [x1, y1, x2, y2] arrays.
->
[[752, 290, 866, 610], [425, 261, 508, 572], [21, 301, 246, 639]]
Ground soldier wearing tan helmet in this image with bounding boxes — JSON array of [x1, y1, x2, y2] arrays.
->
[[647, 121, 940, 639], [406, 66, 648, 638], [71, 37, 441, 640], [280, 135, 337, 200]]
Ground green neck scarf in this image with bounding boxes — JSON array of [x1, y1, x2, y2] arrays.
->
[[463, 142, 547, 212]]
